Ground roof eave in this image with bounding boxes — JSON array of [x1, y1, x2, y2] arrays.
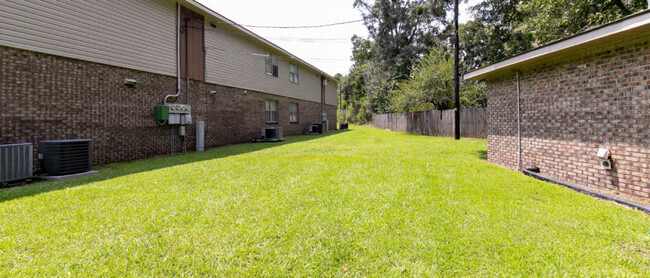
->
[[464, 9, 650, 81]]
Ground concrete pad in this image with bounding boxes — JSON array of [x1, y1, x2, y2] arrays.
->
[[42, 170, 99, 181]]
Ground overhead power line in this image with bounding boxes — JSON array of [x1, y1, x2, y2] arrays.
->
[[206, 46, 349, 62], [189, 25, 353, 44], [215, 19, 364, 29]]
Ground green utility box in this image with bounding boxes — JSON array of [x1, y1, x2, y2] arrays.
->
[[154, 105, 169, 121]]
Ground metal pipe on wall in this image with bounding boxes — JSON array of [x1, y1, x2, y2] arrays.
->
[[170, 126, 175, 155], [164, 2, 182, 105], [185, 17, 190, 105], [453, 0, 460, 140], [516, 71, 522, 171]]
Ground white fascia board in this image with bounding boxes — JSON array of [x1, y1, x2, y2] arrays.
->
[[464, 10, 650, 80]]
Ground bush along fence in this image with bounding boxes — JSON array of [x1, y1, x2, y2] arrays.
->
[[373, 108, 487, 139]]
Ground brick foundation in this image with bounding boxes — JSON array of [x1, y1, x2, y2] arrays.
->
[[487, 34, 650, 203], [1, 46, 337, 170]]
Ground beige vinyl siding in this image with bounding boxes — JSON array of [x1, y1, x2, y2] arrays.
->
[[0, 0, 176, 76], [205, 23, 331, 104], [325, 81, 337, 106]]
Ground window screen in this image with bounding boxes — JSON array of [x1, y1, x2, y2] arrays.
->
[[289, 64, 299, 83], [289, 103, 298, 122], [266, 54, 278, 77], [266, 99, 278, 122]]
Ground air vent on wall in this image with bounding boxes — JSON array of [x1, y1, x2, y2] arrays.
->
[[38, 139, 92, 176]]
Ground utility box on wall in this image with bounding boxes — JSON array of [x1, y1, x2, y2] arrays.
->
[[154, 105, 169, 121], [196, 121, 205, 152]]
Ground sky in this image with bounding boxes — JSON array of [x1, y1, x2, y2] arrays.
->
[[197, 0, 479, 76]]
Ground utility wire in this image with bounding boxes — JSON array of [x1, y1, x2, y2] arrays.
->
[[205, 46, 349, 62], [214, 19, 364, 29], [183, 24, 352, 65], [188, 25, 352, 43]]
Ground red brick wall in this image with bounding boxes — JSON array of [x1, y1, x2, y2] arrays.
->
[[0, 46, 337, 170], [486, 34, 650, 201]]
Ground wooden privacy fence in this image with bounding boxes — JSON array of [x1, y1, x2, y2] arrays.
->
[[373, 108, 487, 139]]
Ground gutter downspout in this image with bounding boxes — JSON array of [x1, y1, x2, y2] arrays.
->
[[516, 71, 522, 171], [321, 76, 326, 130]]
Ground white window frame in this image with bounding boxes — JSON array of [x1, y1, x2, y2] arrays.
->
[[265, 99, 278, 123], [289, 63, 299, 83], [289, 103, 299, 123]]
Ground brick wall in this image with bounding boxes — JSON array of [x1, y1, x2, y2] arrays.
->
[[0, 46, 337, 170], [487, 34, 650, 202]]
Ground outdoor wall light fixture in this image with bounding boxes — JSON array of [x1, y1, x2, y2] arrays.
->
[[124, 78, 137, 87]]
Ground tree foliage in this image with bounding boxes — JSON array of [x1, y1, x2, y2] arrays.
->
[[354, 0, 451, 80], [391, 48, 486, 113], [339, 0, 646, 124], [462, 0, 647, 69]]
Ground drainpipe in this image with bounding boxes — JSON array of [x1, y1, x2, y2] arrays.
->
[[165, 2, 182, 155], [321, 76, 326, 130], [320, 76, 325, 116], [516, 71, 522, 171], [185, 17, 190, 105]]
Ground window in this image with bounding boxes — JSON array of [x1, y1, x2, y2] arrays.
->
[[289, 64, 299, 83], [289, 103, 299, 123], [265, 100, 278, 123], [265, 53, 278, 77]]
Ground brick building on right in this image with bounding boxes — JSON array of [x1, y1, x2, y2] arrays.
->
[[465, 11, 650, 201]]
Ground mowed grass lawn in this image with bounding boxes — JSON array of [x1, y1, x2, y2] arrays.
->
[[1, 126, 650, 276]]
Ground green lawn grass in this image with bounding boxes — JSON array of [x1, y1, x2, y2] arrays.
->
[[1, 126, 649, 276]]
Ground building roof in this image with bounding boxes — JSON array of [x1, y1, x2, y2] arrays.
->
[[464, 9, 650, 81], [183, 0, 338, 83]]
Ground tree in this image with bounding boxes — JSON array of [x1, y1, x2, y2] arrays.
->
[[519, 0, 647, 46], [354, 0, 452, 80], [462, 0, 647, 70], [391, 47, 454, 112], [461, 0, 533, 70], [340, 0, 646, 121], [391, 47, 486, 113], [339, 36, 374, 124]]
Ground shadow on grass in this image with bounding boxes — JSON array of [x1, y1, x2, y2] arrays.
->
[[0, 129, 350, 203], [475, 150, 488, 160]]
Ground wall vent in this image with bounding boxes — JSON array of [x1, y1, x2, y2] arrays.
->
[[0, 143, 33, 183], [39, 139, 92, 176]]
